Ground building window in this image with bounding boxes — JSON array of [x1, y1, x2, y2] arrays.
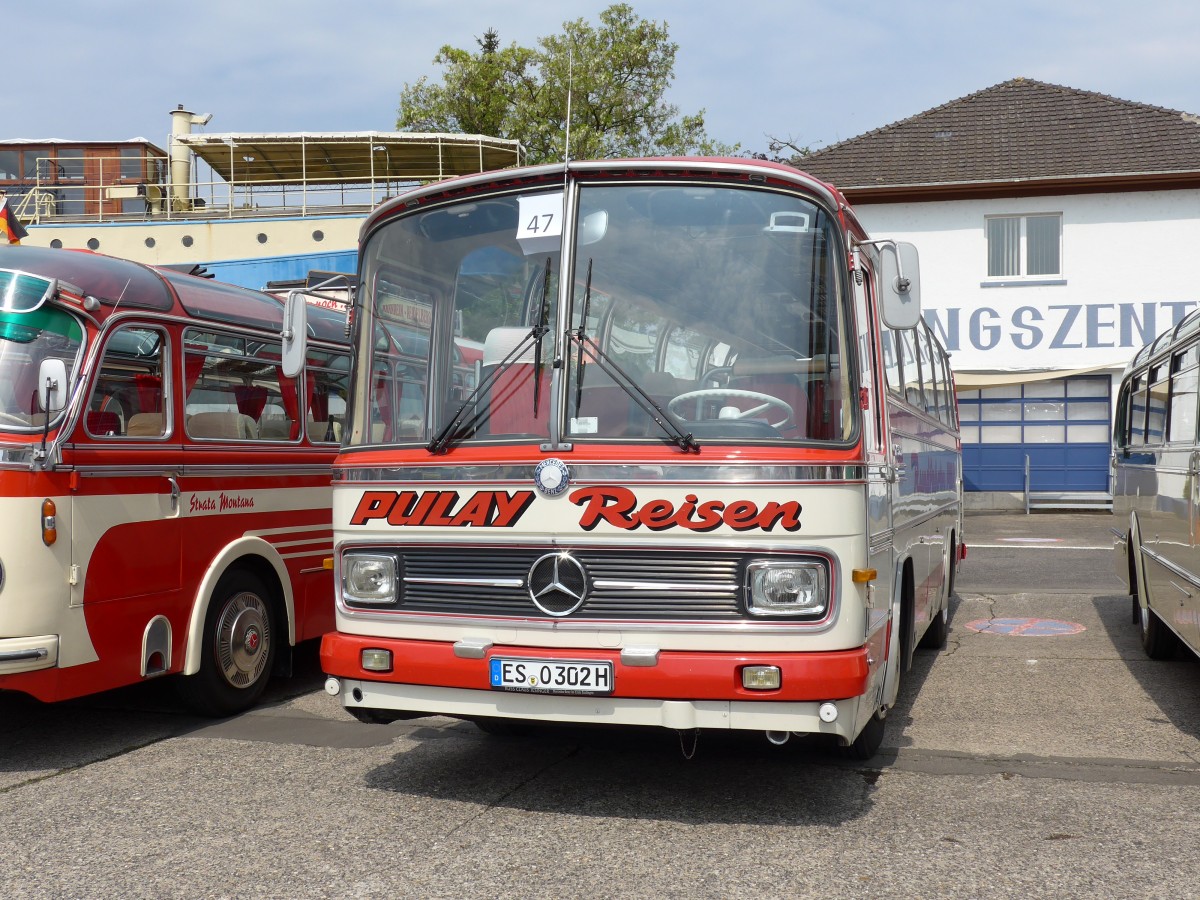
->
[[986, 214, 1061, 279]]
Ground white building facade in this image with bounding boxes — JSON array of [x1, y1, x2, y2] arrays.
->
[[801, 79, 1200, 508]]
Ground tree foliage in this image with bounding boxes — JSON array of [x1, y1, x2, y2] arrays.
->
[[396, 5, 736, 164]]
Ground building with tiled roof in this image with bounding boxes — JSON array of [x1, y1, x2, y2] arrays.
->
[[802, 77, 1200, 200], [802, 79, 1200, 507]]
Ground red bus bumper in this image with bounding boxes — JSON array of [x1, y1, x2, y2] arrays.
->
[[321, 632, 871, 702]]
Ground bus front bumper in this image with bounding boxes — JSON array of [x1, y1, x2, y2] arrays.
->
[[321, 632, 872, 738]]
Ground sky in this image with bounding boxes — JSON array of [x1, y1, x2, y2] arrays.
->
[[4, 0, 1200, 157]]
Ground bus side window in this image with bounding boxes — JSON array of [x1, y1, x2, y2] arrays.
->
[[1169, 345, 1199, 444], [1129, 374, 1147, 447], [307, 350, 350, 443], [88, 325, 168, 439], [1147, 364, 1169, 445]]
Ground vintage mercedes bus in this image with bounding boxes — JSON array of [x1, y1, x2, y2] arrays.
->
[[0, 246, 349, 714], [286, 158, 962, 758], [1113, 309, 1200, 661]]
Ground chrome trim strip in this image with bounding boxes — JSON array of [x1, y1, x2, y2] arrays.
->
[[1109, 527, 1125, 539], [336, 463, 867, 484], [404, 576, 525, 588], [592, 579, 738, 593], [71, 465, 331, 478], [0, 648, 48, 663], [1140, 545, 1200, 591], [336, 610, 834, 634]]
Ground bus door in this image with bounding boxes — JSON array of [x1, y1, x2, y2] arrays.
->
[[71, 322, 183, 616], [855, 258, 896, 701]]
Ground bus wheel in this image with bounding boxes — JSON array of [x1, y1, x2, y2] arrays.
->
[[1140, 604, 1180, 661], [919, 605, 948, 650], [177, 571, 276, 717], [840, 712, 885, 761]]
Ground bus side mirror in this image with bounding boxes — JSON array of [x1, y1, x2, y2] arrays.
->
[[878, 241, 922, 330], [37, 358, 68, 413], [281, 290, 308, 379]]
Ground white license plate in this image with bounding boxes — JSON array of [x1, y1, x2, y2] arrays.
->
[[489, 657, 614, 695]]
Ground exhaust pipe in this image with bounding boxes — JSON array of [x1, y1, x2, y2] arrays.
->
[[765, 730, 790, 746]]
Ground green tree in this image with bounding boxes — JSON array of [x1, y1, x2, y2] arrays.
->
[[396, 5, 736, 164]]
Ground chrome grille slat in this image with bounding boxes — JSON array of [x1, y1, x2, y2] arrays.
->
[[389, 548, 747, 620]]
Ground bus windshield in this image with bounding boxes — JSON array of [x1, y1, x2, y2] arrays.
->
[[354, 181, 853, 448], [0, 305, 84, 431]]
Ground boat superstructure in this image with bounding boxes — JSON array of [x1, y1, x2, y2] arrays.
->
[[1, 106, 523, 288]]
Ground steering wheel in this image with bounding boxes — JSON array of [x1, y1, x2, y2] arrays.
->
[[668, 388, 793, 429]]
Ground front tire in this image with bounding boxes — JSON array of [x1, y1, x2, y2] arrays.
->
[[840, 712, 885, 760], [1140, 604, 1180, 660], [177, 571, 277, 716]]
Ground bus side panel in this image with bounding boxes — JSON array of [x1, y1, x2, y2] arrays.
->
[[888, 406, 959, 651]]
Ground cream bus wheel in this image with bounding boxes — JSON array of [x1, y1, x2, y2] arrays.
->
[[178, 571, 277, 716]]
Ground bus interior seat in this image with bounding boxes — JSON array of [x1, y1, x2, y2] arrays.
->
[[86, 411, 122, 436], [481, 326, 550, 435], [188, 411, 259, 440], [126, 412, 165, 437], [258, 415, 295, 440], [308, 416, 341, 442]]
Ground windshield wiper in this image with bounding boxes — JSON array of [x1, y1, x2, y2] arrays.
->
[[427, 259, 553, 455], [532, 258, 552, 418], [574, 259, 593, 415], [571, 327, 700, 454], [426, 327, 540, 454]]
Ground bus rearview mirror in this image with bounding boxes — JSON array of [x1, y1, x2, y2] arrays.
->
[[879, 241, 922, 330], [281, 291, 309, 378], [37, 358, 68, 413]]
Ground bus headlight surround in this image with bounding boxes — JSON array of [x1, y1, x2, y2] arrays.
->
[[746, 560, 828, 617], [342, 553, 400, 606]]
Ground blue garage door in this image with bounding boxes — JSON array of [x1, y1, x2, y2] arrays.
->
[[958, 376, 1112, 492]]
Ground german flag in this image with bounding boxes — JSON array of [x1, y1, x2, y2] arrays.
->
[[0, 195, 28, 244]]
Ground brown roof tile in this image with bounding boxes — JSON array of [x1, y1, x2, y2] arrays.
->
[[799, 78, 1200, 191]]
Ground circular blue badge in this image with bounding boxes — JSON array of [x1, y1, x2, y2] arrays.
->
[[534, 457, 571, 495]]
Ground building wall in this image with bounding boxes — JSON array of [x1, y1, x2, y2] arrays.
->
[[843, 187, 1200, 498], [851, 188, 1200, 373]]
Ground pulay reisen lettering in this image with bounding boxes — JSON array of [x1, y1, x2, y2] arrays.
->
[[347, 487, 802, 532]]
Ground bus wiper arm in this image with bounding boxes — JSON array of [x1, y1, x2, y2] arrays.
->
[[427, 327, 540, 455], [574, 258, 593, 415], [532, 258, 552, 418], [571, 332, 700, 453]]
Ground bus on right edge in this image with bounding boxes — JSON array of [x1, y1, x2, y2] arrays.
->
[[1114, 309, 1200, 659]]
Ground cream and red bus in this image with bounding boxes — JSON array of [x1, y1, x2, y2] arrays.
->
[[0, 246, 349, 714], [287, 158, 962, 757]]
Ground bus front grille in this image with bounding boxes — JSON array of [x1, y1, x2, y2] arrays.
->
[[394, 547, 745, 621]]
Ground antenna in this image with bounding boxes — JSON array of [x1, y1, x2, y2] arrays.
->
[[563, 47, 574, 165]]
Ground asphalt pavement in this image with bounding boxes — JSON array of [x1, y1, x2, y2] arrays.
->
[[4, 509, 1200, 898]]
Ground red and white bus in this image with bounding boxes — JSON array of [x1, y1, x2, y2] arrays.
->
[[287, 158, 962, 757], [0, 246, 350, 714]]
